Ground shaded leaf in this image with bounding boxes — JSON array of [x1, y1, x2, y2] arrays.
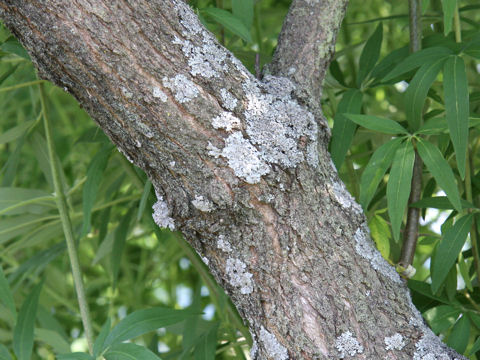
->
[[344, 114, 408, 134], [0, 264, 16, 318], [424, 305, 460, 333], [13, 281, 43, 360], [330, 89, 363, 169], [57, 353, 94, 360], [357, 22, 383, 86], [469, 336, 480, 355], [137, 180, 152, 222], [103, 307, 196, 349], [360, 137, 403, 209], [443, 56, 469, 179], [447, 314, 470, 354], [417, 139, 462, 212], [194, 323, 219, 360], [232, 0, 254, 28], [202, 8, 252, 43], [410, 196, 474, 210], [442, 0, 457, 35], [387, 140, 415, 241], [93, 318, 111, 357], [0, 187, 53, 216], [35, 328, 70, 355], [431, 214, 473, 293], [405, 58, 446, 131], [111, 207, 134, 288], [104, 343, 161, 360], [0, 345, 12, 360], [0, 121, 34, 146], [371, 46, 409, 81]]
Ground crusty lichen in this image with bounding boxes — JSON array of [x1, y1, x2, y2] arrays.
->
[[259, 326, 289, 360], [335, 331, 363, 358], [225, 258, 253, 294]]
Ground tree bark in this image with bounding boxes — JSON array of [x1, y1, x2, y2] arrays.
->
[[0, 0, 465, 359]]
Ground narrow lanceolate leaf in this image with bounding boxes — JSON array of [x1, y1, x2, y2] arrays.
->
[[81, 145, 111, 236], [0, 345, 12, 360], [384, 47, 453, 81], [93, 318, 111, 356], [447, 314, 470, 354], [444, 56, 469, 179], [371, 46, 409, 81], [232, 0, 254, 28], [111, 207, 134, 289], [103, 307, 196, 349], [357, 22, 383, 87], [431, 214, 473, 293], [0, 121, 34, 146], [360, 137, 403, 209], [0, 265, 16, 318], [104, 343, 161, 360], [416, 139, 462, 212], [202, 8, 252, 43], [343, 114, 408, 135], [441, 0, 457, 35], [410, 196, 474, 210], [57, 353, 94, 360], [387, 140, 415, 241], [330, 89, 363, 169], [13, 281, 43, 360], [405, 58, 446, 131], [194, 323, 219, 360]]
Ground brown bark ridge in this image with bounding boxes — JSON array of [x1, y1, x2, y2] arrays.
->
[[0, 0, 465, 359]]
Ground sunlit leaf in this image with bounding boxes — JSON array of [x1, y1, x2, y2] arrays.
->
[[368, 214, 391, 259], [13, 281, 43, 360], [416, 139, 462, 212], [330, 89, 363, 169], [443, 56, 469, 179], [431, 214, 473, 293], [387, 140, 415, 241], [357, 22, 383, 86], [360, 137, 403, 209]]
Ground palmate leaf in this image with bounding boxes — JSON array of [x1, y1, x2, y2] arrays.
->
[[343, 114, 408, 135], [416, 139, 462, 212], [404, 58, 446, 131], [357, 22, 383, 87], [360, 137, 403, 209], [387, 140, 415, 241], [431, 214, 473, 294], [202, 8, 252, 43], [443, 56, 469, 179], [330, 89, 363, 169]]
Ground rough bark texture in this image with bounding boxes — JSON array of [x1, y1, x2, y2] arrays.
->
[[0, 0, 465, 359]]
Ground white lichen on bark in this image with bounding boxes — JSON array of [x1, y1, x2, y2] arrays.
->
[[212, 111, 241, 131], [384, 333, 406, 351], [225, 258, 253, 294], [217, 235, 232, 252], [162, 74, 198, 103], [152, 195, 175, 231], [259, 326, 289, 360], [220, 88, 238, 110], [329, 181, 362, 214], [191, 195, 214, 212], [152, 86, 168, 102], [354, 226, 401, 284], [335, 331, 363, 358]]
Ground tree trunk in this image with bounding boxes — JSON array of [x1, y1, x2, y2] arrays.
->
[[0, 1, 465, 358]]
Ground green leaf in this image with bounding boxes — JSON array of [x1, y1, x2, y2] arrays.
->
[[469, 336, 480, 355], [404, 58, 446, 131], [1, 38, 29, 60], [431, 214, 473, 293], [387, 140, 415, 241], [447, 314, 470, 354], [103, 307, 196, 349], [137, 180, 152, 222], [0, 187, 53, 216], [416, 139, 462, 212], [35, 328, 71, 355], [410, 196, 474, 210], [357, 22, 383, 86], [424, 305, 460, 333], [104, 343, 161, 360], [57, 353, 94, 360], [371, 46, 409, 81], [408, 279, 450, 305], [81, 145, 111, 236], [0, 345, 12, 360], [93, 318, 111, 356], [442, 0, 457, 35], [368, 214, 391, 259], [0, 121, 34, 146], [416, 117, 448, 135], [232, 0, 254, 28], [443, 56, 469, 179], [384, 47, 452, 81], [360, 137, 403, 209], [111, 207, 134, 289], [0, 265, 16, 319], [13, 281, 43, 360], [194, 323, 219, 360], [330, 89, 363, 169], [343, 114, 408, 135], [202, 8, 252, 43], [458, 253, 473, 292]]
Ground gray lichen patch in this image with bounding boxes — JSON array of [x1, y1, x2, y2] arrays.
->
[[220, 88, 238, 110], [335, 331, 363, 358], [384, 333, 405, 351], [162, 74, 199, 103], [191, 195, 214, 212], [354, 226, 401, 284], [152, 86, 168, 102], [212, 111, 241, 132], [259, 326, 289, 360], [221, 132, 270, 184], [217, 235, 232, 252], [329, 181, 362, 214], [225, 258, 253, 294], [152, 195, 175, 231]]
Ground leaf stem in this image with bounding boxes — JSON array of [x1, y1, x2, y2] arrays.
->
[[39, 83, 94, 353]]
